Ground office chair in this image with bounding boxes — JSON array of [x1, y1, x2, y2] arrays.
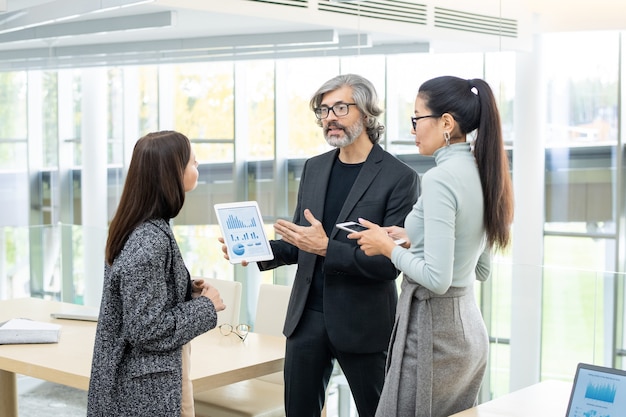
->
[[192, 277, 242, 326], [194, 283, 292, 417]]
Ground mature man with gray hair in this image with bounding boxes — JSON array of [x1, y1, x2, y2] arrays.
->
[[257, 73, 419, 416]]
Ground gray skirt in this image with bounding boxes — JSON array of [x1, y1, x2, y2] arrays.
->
[[375, 277, 488, 417]]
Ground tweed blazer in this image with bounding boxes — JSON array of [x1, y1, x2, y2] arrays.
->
[[258, 144, 419, 353], [87, 219, 217, 417]]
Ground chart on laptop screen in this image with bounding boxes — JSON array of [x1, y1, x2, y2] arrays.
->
[[566, 364, 626, 417]]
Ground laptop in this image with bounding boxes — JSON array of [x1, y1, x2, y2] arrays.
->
[[50, 306, 100, 322], [565, 362, 626, 416]]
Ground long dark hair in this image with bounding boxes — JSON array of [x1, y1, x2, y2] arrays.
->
[[105, 130, 191, 265], [419, 76, 514, 250]]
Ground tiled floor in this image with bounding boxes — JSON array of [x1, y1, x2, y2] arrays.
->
[[18, 376, 87, 417], [17, 375, 354, 417]]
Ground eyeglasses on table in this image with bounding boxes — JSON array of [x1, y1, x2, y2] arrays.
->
[[219, 323, 250, 341]]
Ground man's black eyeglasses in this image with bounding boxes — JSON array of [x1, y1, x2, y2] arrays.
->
[[411, 114, 441, 129], [314, 103, 357, 120]]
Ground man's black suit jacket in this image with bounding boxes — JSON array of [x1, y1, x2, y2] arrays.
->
[[258, 144, 419, 353]]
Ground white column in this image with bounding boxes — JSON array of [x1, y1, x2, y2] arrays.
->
[[158, 65, 174, 130], [273, 61, 297, 286], [81, 68, 108, 307], [27, 71, 45, 297], [510, 33, 546, 390], [0, 233, 5, 298], [58, 70, 76, 302]]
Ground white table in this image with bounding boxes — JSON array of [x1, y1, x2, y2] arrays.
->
[[0, 298, 285, 417], [448, 380, 572, 417]]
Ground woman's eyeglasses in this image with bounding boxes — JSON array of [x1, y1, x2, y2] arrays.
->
[[411, 114, 441, 129], [219, 323, 250, 341]]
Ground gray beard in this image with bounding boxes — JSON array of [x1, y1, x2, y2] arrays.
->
[[325, 120, 364, 148]]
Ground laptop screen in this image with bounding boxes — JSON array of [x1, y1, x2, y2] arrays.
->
[[565, 363, 626, 417]]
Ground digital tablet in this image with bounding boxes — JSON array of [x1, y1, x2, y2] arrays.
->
[[336, 221, 406, 245], [214, 201, 274, 264]]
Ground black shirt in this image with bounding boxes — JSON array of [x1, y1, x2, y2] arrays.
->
[[305, 155, 363, 311]]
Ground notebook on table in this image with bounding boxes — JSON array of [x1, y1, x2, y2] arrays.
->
[[565, 362, 626, 416], [50, 306, 99, 322]]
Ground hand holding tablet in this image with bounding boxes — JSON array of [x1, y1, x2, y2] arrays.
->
[[336, 221, 406, 245], [214, 201, 274, 264]]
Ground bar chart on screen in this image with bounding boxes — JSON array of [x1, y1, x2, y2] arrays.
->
[[214, 201, 274, 264]]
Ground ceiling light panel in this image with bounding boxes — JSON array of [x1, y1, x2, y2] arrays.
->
[[0, 11, 174, 43], [0, 0, 155, 34]]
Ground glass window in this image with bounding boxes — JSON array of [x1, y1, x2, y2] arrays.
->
[[386, 54, 422, 155], [485, 51, 516, 145], [244, 60, 275, 160], [481, 256, 513, 399], [543, 32, 619, 147], [543, 32, 619, 233], [541, 32, 621, 380], [1, 226, 30, 298], [0, 72, 28, 143], [0, 71, 28, 170], [0, 71, 29, 232], [138, 66, 159, 135], [541, 35, 620, 381], [172, 62, 235, 163], [42, 71, 59, 168], [284, 57, 339, 158], [171, 62, 237, 229], [542, 236, 615, 380], [70, 70, 83, 167], [488, 342, 511, 399], [386, 53, 486, 156], [0, 72, 29, 295], [340, 54, 386, 104], [174, 224, 233, 281], [108, 68, 124, 166], [170, 63, 237, 281], [542, 264, 608, 376]]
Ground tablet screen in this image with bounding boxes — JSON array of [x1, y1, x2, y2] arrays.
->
[[214, 201, 274, 264]]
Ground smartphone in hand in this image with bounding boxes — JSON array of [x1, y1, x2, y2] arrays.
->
[[336, 221, 406, 245]]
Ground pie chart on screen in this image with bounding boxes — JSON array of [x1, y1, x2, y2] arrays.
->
[[232, 243, 245, 256]]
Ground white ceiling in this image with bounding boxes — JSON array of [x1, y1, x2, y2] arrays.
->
[[0, 0, 624, 70], [523, 0, 626, 33]]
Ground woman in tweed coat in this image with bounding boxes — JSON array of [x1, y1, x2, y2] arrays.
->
[[87, 131, 226, 417], [350, 76, 514, 417]]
